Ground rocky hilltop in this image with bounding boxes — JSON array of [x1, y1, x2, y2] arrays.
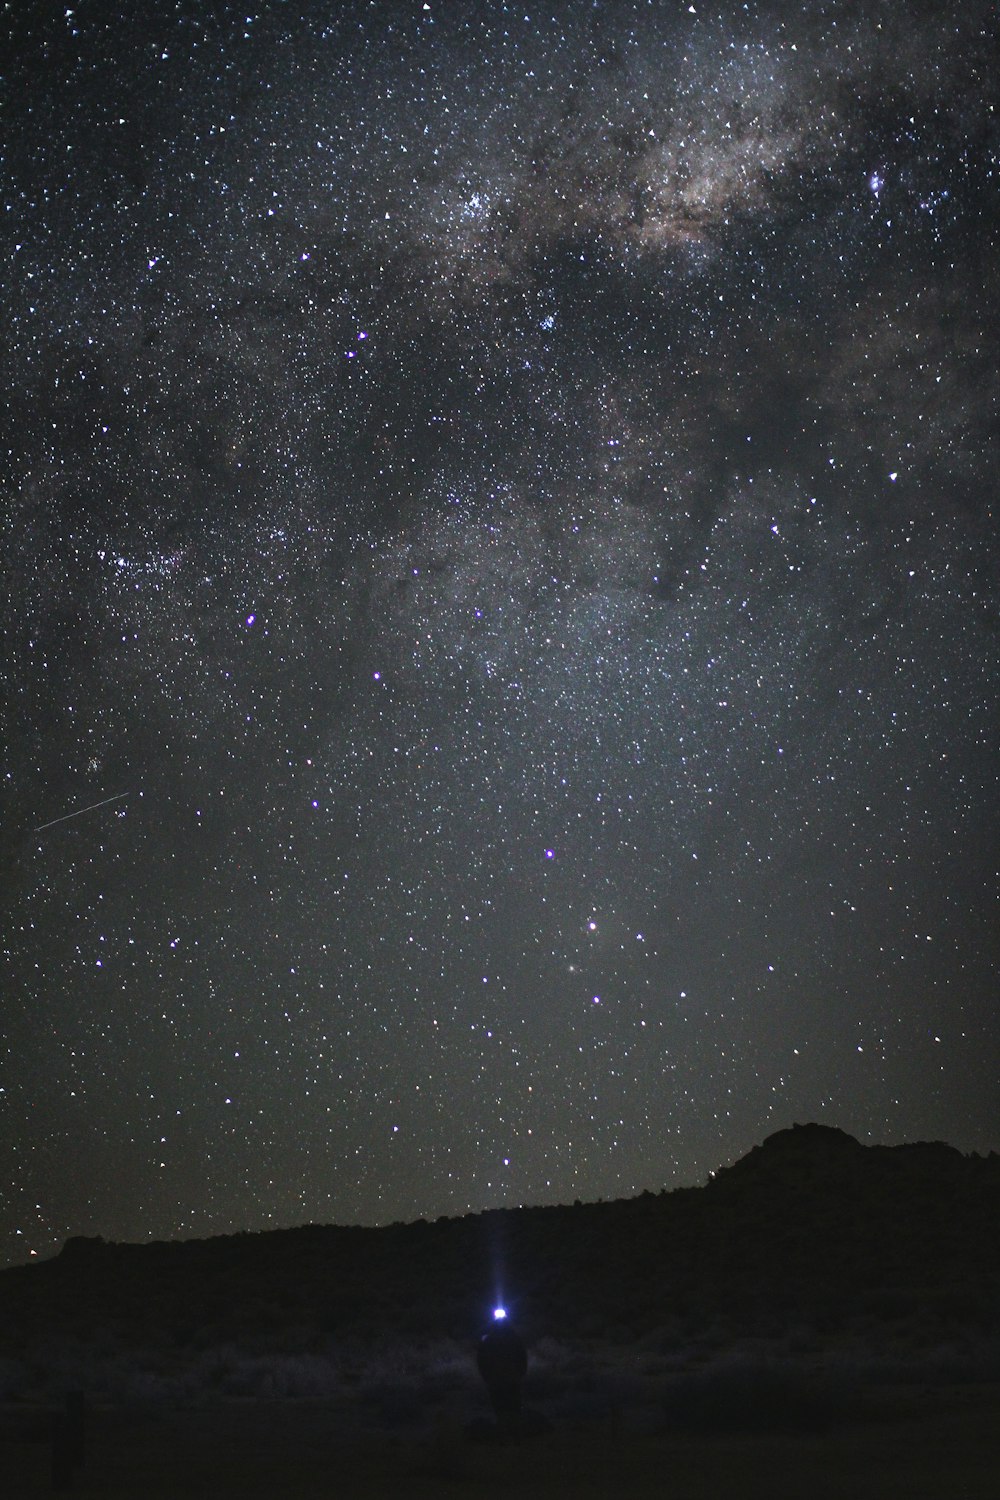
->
[[2, 1126, 997, 1362]]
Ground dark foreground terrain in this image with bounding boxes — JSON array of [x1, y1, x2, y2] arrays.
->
[[2, 1125, 998, 1496], [3, 1379, 999, 1498]]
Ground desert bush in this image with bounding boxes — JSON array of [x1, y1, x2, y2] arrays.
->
[[352, 1336, 470, 1391], [824, 1334, 1000, 1386], [661, 1351, 861, 1432], [182, 1344, 342, 1399], [0, 1355, 28, 1399]]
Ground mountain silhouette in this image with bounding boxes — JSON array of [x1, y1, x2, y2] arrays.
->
[[2, 1125, 997, 1359]]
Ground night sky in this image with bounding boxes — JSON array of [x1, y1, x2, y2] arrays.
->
[[2, 0, 997, 1267]]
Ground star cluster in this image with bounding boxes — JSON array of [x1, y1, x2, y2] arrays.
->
[[2, 0, 997, 1264]]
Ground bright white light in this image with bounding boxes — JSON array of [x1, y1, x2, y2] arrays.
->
[[493, 1306, 507, 1320]]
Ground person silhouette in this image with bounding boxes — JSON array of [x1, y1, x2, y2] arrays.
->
[[476, 1307, 528, 1425]]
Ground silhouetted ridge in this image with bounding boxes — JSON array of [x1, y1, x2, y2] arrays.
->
[[710, 1123, 980, 1199], [713, 1123, 863, 1179], [3, 1126, 998, 1358]]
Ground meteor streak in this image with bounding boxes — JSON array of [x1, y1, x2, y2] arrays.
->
[[35, 793, 129, 833]]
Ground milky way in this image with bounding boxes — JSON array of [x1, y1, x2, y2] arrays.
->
[[2, 0, 997, 1264]]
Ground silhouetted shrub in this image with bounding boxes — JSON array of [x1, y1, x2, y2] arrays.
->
[[662, 1353, 861, 1432]]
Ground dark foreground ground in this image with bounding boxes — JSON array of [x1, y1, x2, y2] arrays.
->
[[4, 1130, 997, 1494], [3, 1378, 998, 1499]]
